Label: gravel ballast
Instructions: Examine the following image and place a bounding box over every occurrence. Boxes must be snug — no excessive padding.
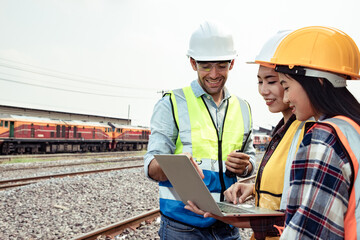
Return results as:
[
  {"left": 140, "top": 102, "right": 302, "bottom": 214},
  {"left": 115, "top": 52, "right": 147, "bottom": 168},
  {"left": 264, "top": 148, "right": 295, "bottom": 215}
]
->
[{"left": 0, "top": 156, "right": 258, "bottom": 239}]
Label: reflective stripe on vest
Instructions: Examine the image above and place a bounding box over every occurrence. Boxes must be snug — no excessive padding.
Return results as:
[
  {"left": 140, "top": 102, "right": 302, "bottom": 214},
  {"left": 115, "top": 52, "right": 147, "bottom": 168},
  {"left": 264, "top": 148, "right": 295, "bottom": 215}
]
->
[
  {"left": 256, "top": 120, "right": 306, "bottom": 210},
  {"left": 159, "top": 86, "right": 251, "bottom": 227},
  {"left": 280, "top": 120, "right": 308, "bottom": 210},
  {"left": 170, "top": 86, "right": 251, "bottom": 161},
  {"left": 321, "top": 116, "right": 360, "bottom": 240}
]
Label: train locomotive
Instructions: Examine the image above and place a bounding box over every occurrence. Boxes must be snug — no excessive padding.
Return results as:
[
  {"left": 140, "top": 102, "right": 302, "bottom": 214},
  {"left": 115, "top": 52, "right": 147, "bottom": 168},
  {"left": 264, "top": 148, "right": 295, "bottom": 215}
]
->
[
  {"left": 0, "top": 114, "right": 150, "bottom": 154},
  {"left": 253, "top": 134, "right": 271, "bottom": 151}
]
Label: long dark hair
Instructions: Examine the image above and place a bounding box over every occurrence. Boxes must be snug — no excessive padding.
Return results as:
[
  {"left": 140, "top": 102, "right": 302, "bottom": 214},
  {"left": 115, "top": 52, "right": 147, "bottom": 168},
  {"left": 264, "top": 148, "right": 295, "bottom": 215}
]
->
[{"left": 288, "top": 73, "right": 360, "bottom": 125}]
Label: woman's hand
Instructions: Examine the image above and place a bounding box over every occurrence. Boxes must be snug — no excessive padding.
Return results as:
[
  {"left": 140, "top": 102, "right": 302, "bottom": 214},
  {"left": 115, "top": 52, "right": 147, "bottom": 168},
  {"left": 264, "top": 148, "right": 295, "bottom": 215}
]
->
[{"left": 224, "top": 182, "right": 255, "bottom": 204}]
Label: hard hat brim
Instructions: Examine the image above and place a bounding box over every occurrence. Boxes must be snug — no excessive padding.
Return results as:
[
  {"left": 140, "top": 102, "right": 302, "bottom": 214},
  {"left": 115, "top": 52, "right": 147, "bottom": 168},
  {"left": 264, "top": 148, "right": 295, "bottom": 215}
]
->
[{"left": 187, "top": 54, "right": 237, "bottom": 61}]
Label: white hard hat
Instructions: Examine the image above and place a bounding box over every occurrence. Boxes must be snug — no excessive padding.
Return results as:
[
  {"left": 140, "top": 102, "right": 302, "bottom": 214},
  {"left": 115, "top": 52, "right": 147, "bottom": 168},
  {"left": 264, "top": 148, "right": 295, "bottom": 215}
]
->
[
  {"left": 187, "top": 21, "right": 237, "bottom": 61},
  {"left": 247, "top": 30, "right": 292, "bottom": 66}
]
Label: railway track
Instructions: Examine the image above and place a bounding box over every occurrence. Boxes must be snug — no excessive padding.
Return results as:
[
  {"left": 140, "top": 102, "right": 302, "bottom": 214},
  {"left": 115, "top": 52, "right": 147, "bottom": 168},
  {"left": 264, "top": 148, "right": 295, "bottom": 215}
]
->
[
  {"left": 0, "top": 164, "right": 143, "bottom": 190},
  {"left": 72, "top": 208, "right": 161, "bottom": 240},
  {"left": 1, "top": 156, "right": 143, "bottom": 171},
  {"left": 71, "top": 174, "right": 257, "bottom": 240},
  {"left": 0, "top": 151, "right": 145, "bottom": 162}
]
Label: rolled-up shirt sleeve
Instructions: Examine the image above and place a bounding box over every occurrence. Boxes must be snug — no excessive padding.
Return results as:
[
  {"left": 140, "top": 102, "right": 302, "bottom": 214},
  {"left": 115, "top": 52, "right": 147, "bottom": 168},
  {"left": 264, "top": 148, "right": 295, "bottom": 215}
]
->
[{"left": 144, "top": 95, "right": 178, "bottom": 179}]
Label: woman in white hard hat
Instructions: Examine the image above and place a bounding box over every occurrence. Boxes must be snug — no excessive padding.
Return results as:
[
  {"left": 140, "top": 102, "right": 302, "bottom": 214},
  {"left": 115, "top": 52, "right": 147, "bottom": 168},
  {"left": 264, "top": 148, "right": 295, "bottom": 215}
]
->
[{"left": 188, "top": 26, "right": 360, "bottom": 239}]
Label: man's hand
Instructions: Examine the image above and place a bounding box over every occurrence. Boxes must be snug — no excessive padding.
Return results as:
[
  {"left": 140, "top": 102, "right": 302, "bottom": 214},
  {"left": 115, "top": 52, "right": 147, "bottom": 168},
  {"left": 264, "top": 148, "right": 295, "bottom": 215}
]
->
[
  {"left": 182, "top": 152, "right": 204, "bottom": 179},
  {"left": 148, "top": 152, "right": 204, "bottom": 181},
  {"left": 148, "top": 158, "right": 168, "bottom": 182},
  {"left": 184, "top": 200, "right": 251, "bottom": 228},
  {"left": 226, "top": 150, "right": 252, "bottom": 176}
]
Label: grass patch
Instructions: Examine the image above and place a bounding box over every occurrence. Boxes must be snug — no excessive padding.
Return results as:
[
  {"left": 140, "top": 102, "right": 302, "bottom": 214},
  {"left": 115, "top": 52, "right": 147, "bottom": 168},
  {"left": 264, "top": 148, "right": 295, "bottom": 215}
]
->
[{"left": 1, "top": 157, "right": 64, "bottom": 164}]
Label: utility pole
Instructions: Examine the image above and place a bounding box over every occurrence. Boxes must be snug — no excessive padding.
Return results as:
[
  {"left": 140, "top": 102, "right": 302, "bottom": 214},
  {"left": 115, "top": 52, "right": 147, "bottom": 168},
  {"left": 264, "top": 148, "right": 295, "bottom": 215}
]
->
[
  {"left": 157, "top": 89, "right": 168, "bottom": 97},
  {"left": 127, "top": 104, "right": 130, "bottom": 125}
]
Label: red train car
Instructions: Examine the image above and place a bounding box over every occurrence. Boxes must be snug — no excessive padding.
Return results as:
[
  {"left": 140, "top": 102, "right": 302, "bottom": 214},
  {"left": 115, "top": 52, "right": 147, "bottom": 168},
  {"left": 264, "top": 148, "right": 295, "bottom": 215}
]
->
[
  {"left": 111, "top": 123, "right": 150, "bottom": 151},
  {"left": 0, "top": 114, "right": 150, "bottom": 154},
  {"left": 253, "top": 134, "right": 271, "bottom": 151}
]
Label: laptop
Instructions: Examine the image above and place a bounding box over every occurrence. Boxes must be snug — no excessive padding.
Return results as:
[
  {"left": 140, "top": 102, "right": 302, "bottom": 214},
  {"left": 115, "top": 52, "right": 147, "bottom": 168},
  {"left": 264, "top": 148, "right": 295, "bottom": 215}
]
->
[{"left": 154, "top": 154, "right": 284, "bottom": 217}]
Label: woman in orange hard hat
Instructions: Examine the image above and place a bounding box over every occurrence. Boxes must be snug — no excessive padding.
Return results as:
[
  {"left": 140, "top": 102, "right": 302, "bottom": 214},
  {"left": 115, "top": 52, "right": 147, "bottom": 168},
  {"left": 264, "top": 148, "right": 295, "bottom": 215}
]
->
[
  {"left": 272, "top": 26, "right": 360, "bottom": 240},
  {"left": 187, "top": 26, "right": 360, "bottom": 240}
]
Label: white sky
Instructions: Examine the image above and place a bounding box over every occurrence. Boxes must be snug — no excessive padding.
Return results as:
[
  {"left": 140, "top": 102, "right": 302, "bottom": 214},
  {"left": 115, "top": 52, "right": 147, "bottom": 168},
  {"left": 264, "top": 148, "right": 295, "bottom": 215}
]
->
[{"left": 0, "top": 0, "right": 359, "bottom": 129}]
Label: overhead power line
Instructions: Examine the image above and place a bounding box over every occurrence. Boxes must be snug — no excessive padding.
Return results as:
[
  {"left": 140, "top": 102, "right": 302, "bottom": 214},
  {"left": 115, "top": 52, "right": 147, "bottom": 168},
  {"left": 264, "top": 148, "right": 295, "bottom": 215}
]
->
[
  {"left": 0, "top": 57, "right": 158, "bottom": 91},
  {"left": 0, "top": 77, "right": 155, "bottom": 99}
]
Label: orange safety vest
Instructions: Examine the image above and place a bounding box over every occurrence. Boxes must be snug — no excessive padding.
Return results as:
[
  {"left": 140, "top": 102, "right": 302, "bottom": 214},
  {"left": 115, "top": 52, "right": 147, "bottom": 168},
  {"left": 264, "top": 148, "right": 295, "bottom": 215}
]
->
[
  {"left": 322, "top": 116, "right": 360, "bottom": 240},
  {"left": 276, "top": 116, "right": 360, "bottom": 239}
]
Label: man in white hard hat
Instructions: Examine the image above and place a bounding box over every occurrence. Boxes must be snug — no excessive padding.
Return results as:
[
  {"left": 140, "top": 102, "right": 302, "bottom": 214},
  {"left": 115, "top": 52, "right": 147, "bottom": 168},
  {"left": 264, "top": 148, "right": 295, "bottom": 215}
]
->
[{"left": 144, "top": 21, "right": 256, "bottom": 239}]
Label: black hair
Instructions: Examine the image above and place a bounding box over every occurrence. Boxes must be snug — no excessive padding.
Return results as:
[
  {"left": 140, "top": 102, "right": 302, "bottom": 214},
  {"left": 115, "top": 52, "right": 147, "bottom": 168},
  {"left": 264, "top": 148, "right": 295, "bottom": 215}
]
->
[{"left": 287, "top": 73, "right": 360, "bottom": 125}]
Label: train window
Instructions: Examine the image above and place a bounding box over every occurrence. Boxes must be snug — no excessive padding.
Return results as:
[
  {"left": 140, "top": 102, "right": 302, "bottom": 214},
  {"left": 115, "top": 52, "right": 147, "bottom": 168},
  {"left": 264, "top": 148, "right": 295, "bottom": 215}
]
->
[
  {"left": 31, "top": 123, "right": 34, "bottom": 126},
  {"left": 61, "top": 125, "right": 66, "bottom": 138},
  {"left": 117, "top": 129, "right": 120, "bottom": 133},
  {"left": 51, "top": 132, "right": 54, "bottom": 138},
  {"left": 56, "top": 125, "right": 60, "bottom": 137},
  {"left": 5, "top": 121, "right": 8, "bottom": 127},
  {"left": 0, "top": 120, "right": 2, "bottom": 127},
  {"left": 47, "top": 124, "right": 49, "bottom": 127}
]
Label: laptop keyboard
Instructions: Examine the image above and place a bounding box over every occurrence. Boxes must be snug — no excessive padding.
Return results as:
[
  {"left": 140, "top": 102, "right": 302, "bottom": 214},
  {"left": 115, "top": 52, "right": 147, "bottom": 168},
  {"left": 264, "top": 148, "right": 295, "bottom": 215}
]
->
[{"left": 217, "top": 202, "right": 254, "bottom": 214}]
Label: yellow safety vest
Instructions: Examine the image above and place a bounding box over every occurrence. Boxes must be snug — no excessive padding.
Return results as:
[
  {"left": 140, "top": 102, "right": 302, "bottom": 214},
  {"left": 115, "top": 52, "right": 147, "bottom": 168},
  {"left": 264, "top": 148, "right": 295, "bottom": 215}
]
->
[
  {"left": 158, "top": 85, "right": 252, "bottom": 228},
  {"left": 256, "top": 120, "right": 306, "bottom": 210},
  {"left": 170, "top": 86, "right": 250, "bottom": 162}
]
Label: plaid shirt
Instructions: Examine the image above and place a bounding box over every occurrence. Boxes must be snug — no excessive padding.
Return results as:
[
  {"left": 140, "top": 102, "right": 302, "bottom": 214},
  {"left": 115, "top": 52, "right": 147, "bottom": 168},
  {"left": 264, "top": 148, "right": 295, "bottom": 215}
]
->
[
  {"left": 250, "top": 114, "right": 297, "bottom": 239},
  {"left": 281, "top": 121, "right": 353, "bottom": 240}
]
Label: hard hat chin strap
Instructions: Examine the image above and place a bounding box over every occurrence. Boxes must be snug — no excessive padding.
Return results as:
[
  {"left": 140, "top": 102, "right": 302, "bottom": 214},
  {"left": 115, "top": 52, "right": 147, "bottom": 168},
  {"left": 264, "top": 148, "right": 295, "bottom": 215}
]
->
[{"left": 275, "top": 65, "right": 347, "bottom": 88}]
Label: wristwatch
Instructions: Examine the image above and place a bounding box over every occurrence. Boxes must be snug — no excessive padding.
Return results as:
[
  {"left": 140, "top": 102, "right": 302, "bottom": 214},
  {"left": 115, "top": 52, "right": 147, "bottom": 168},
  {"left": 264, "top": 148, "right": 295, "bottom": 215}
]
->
[{"left": 240, "top": 164, "right": 249, "bottom": 177}]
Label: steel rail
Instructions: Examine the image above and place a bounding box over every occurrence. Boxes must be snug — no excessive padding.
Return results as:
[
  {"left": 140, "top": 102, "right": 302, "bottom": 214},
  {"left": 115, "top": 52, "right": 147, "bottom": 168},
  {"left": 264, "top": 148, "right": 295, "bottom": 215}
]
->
[
  {"left": 0, "top": 164, "right": 143, "bottom": 190},
  {"left": 1, "top": 156, "right": 143, "bottom": 171},
  {"left": 72, "top": 208, "right": 161, "bottom": 240},
  {"left": 71, "top": 174, "right": 257, "bottom": 239},
  {"left": 0, "top": 151, "right": 143, "bottom": 161}
]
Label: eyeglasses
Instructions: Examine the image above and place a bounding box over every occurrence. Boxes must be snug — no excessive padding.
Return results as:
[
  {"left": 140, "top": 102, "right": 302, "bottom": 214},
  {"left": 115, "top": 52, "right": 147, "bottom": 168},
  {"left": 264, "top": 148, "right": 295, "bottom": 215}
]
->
[{"left": 196, "top": 61, "right": 231, "bottom": 72}]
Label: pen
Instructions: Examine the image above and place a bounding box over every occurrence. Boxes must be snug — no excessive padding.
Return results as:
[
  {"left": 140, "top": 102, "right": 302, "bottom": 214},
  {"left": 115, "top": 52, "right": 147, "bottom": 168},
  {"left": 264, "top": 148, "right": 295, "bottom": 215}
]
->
[
  {"left": 237, "top": 129, "right": 252, "bottom": 153},
  {"left": 225, "top": 130, "right": 252, "bottom": 177}
]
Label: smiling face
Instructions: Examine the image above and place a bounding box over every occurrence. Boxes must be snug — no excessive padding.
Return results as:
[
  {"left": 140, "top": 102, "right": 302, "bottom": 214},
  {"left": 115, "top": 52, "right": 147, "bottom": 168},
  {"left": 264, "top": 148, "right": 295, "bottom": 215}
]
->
[
  {"left": 190, "top": 58, "right": 234, "bottom": 103},
  {"left": 257, "top": 65, "right": 292, "bottom": 120},
  {"left": 279, "top": 73, "right": 320, "bottom": 121}
]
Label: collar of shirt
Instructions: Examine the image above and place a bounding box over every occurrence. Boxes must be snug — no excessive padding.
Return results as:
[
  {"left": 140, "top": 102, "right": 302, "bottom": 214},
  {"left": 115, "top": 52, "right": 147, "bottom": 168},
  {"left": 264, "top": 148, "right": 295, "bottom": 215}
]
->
[
  {"left": 190, "top": 79, "right": 230, "bottom": 136},
  {"left": 257, "top": 114, "right": 297, "bottom": 179},
  {"left": 271, "top": 114, "right": 297, "bottom": 138}
]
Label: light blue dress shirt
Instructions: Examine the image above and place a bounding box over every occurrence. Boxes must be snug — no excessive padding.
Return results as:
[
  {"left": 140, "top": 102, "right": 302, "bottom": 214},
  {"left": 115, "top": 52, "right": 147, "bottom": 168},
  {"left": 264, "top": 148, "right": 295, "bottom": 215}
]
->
[{"left": 144, "top": 80, "right": 256, "bottom": 178}]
